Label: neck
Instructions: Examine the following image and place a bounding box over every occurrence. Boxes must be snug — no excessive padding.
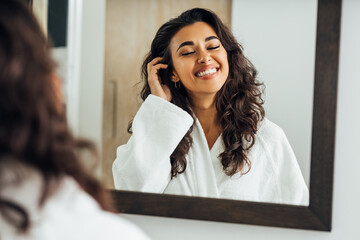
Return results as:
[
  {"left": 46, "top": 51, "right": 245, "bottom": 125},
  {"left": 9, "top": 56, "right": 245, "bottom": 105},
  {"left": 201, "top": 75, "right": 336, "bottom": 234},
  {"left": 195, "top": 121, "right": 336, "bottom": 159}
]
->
[{"left": 189, "top": 94, "right": 220, "bottom": 133}]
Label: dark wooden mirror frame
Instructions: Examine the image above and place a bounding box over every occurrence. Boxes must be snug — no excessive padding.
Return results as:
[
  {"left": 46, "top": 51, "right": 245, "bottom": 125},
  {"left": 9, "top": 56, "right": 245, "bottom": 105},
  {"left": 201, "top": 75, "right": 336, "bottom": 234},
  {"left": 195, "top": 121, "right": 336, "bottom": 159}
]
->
[{"left": 110, "top": 0, "right": 341, "bottom": 231}]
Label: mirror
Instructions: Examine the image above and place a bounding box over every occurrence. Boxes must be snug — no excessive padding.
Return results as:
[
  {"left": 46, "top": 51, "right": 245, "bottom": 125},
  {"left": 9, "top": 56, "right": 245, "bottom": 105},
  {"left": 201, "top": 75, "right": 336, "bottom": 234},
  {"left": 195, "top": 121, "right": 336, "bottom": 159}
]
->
[
  {"left": 110, "top": 0, "right": 340, "bottom": 230},
  {"left": 52, "top": 0, "right": 341, "bottom": 231},
  {"left": 103, "top": 0, "right": 315, "bottom": 205}
]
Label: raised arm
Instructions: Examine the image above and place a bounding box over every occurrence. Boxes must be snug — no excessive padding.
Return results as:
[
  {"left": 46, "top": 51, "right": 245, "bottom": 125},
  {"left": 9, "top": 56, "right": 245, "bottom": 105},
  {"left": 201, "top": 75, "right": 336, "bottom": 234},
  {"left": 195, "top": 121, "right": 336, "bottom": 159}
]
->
[{"left": 112, "top": 95, "right": 193, "bottom": 193}]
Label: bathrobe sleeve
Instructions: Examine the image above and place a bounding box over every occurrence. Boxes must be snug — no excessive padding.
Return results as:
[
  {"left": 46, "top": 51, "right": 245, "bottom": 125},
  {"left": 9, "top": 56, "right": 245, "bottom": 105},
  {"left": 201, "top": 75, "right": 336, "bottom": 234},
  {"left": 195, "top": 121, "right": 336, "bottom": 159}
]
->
[
  {"left": 260, "top": 120, "right": 309, "bottom": 205},
  {"left": 112, "top": 94, "right": 194, "bottom": 193}
]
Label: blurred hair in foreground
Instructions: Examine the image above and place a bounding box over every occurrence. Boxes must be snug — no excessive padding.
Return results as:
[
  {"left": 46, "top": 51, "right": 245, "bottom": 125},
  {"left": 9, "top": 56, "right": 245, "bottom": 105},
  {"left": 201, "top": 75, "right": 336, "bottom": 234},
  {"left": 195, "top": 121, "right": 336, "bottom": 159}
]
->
[{"left": 0, "top": 0, "right": 112, "bottom": 233}]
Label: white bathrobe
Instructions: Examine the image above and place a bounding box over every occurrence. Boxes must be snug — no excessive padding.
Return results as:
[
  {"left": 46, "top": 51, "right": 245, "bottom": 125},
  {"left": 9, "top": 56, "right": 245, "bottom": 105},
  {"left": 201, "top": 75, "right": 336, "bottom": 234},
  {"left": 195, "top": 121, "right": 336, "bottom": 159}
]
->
[
  {"left": 113, "top": 95, "right": 309, "bottom": 206},
  {"left": 0, "top": 163, "right": 150, "bottom": 240}
]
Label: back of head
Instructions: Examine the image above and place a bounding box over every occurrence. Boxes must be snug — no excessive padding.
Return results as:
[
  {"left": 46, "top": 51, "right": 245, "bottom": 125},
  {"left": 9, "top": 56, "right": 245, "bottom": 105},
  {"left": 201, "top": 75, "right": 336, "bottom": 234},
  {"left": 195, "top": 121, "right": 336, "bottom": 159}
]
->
[
  {"left": 0, "top": 0, "right": 112, "bottom": 233},
  {"left": 0, "top": 0, "right": 60, "bottom": 167}
]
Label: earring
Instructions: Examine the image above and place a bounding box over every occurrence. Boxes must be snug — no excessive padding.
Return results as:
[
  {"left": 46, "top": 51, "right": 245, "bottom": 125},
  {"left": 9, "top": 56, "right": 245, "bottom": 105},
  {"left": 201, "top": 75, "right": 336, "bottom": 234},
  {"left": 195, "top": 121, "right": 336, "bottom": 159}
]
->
[
  {"left": 174, "top": 81, "right": 180, "bottom": 89},
  {"left": 171, "top": 77, "right": 180, "bottom": 88}
]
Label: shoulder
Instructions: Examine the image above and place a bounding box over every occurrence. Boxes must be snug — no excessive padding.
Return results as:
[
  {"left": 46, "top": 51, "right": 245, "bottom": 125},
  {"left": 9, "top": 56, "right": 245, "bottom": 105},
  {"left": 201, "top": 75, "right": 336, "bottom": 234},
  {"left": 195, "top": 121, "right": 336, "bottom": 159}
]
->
[
  {"left": 0, "top": 160, "right": 43, "bottom": 219},
  {"left": 0, "top": 165, "right": 150, "bottom": 240},
  {"left": 38, "top": 177, "right": 151, "bottom": 239},
  {"left": 256, "top": 117, "right": 288, "bottom": 144},
  {"left": 252, "top": 117, "right": 295, "bottom": 167}
]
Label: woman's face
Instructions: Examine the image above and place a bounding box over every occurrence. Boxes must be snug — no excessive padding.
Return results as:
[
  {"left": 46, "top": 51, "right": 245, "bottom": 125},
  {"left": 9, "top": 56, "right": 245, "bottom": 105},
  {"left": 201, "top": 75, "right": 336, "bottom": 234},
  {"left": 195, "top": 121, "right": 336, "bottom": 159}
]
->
[{"left": 170, "top": 21, "right": 229, "bottom": 100}]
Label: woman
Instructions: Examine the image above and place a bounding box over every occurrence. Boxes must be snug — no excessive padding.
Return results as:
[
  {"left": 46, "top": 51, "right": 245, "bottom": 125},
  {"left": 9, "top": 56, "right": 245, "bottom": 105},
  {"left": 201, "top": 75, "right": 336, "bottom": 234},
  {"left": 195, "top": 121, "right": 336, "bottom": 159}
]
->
[
  {"left": 113, "top": 8, "right": 308, "bottom": 205},
  {"left": 0, "top": 0, "right": 150, "bottom": 239}
]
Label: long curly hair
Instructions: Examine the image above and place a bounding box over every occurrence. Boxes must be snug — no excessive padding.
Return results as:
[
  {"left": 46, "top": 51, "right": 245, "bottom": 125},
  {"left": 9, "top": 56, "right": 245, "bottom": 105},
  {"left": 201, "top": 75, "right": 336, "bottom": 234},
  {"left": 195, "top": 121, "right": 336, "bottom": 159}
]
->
[
  {"left": 0, "top": 0, "right": 113, "bottom": 233},
  {"left": 134, "top": 8, "right": 265, "bottom": 178}
]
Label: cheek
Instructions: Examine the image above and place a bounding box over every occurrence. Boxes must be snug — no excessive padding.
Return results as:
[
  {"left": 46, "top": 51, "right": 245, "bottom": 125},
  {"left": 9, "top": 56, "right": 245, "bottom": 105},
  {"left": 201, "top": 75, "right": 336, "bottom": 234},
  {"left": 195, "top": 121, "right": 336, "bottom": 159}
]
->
[
  {"left": 220, "top": 53, "right": 229, "bottom": 74},
  {"left": 174, "top": 60, "right": 193, "bottom": 77},
  {"left": 176, "top": 61, "right": 186, "bottom": 69},
  {"left": 217, "top": 49, "right": 228, "bottom": 65}
]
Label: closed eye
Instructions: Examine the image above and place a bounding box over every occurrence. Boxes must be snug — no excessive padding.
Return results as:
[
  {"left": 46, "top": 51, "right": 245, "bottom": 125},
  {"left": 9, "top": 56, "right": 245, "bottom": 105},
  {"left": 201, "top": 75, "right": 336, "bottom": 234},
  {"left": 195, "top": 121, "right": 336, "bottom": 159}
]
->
[
  {"left": 208, "top": 45, "right": 220, "bottom": 50},
  {"left": 181, "top": 51, "right": 195, "bottom": 56}
]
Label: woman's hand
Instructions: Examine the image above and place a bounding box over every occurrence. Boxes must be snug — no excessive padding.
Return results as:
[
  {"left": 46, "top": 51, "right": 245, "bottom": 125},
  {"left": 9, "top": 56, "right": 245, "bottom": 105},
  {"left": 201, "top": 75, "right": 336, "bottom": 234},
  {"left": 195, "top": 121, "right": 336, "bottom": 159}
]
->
[{"left": 147, "top": 57, "right": 172, "bottom": 102}]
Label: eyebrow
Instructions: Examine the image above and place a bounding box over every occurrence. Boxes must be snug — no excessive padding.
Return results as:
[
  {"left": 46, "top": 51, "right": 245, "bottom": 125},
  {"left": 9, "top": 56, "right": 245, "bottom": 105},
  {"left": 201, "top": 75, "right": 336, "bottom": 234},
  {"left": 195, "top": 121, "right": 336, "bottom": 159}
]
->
[{"left": 176, "top": 36, "right": 219, "bottom": 52}]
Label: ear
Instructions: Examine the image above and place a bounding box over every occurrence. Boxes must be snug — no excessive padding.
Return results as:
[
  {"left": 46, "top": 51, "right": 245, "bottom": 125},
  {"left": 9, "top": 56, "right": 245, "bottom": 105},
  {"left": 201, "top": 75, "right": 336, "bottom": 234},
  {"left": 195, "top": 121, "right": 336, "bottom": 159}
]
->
[{"left": 171, "top": 71, "right": 180, "bottom": 82}]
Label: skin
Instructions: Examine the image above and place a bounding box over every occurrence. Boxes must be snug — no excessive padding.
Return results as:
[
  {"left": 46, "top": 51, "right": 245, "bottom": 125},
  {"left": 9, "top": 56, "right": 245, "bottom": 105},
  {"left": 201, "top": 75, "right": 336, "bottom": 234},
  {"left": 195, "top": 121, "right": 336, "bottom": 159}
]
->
[{"left": 147, "top": 21, "right": 229, "bottom": 149}]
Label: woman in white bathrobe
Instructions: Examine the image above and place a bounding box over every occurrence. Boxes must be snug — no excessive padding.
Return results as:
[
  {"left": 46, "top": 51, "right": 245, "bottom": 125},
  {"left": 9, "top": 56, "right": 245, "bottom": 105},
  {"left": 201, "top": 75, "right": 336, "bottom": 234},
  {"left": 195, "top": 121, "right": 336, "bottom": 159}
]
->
[
  {"left": 0, "top": 1, "right": 149, "bottom": 239},
  {"left": 113, "top": 8, "right": 309, "bottom": 206}
]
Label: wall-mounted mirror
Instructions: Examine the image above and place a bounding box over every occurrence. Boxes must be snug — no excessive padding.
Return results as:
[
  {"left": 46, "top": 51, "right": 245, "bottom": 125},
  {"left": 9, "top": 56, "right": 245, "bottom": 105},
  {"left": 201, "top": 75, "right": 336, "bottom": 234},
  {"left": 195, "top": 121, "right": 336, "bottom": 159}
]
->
[
  {"left": 103, "top": 0, "right": 315, "bottom": 206},
  {"left": 50, "top": 0, "right": 341, "bottom": 231}
]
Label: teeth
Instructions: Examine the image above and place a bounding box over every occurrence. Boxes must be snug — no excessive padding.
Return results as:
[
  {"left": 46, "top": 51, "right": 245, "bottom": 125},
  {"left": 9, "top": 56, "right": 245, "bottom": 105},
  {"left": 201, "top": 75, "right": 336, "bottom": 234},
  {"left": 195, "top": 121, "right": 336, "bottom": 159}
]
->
[{"left": 196, "top": 68, "right": 217, "bottom": 77}]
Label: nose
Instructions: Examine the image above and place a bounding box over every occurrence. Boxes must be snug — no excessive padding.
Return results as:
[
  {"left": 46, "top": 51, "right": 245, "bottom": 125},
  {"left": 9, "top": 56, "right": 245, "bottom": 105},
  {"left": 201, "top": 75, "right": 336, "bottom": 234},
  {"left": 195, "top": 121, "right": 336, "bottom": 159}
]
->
[{"left": 197, "top": 51, "right": 211, "bottom": 64}]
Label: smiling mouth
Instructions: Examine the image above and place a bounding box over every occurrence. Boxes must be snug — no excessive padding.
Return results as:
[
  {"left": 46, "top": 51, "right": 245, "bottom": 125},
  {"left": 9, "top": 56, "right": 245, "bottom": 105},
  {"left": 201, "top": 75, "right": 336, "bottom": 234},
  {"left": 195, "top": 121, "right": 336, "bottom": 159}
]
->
[{"left": 195, "top": 68, "right": 219, "bottom": 77}]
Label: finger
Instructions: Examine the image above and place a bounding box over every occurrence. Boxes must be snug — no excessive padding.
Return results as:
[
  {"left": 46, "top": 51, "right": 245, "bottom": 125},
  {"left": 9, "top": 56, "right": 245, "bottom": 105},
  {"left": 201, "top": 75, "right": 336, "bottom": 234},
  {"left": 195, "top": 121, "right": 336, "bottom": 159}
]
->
[
  {"left": 148, "top": 64, "right": 168, "bottom": 80},
  {"left": 147, "top": 61, "right": 167, "bottom": 74},
  {"left": 152, "top": 63, "right": 168, "bottom": 70},
  {"left": 148, "top": 64, "right": 168, "bottom": 83},
  {"left": 148, "top": 57, "right": 163, "bottom": 66}
]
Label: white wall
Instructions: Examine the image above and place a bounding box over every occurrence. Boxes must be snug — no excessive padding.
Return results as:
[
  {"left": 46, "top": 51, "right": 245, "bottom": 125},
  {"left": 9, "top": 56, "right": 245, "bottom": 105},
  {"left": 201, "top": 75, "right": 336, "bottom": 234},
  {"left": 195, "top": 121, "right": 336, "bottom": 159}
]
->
[
  {"left": 67, "top": 0, "right": 106, "bottom": 177},
  {"left": 231, "top": 0, "right": 318, "bottom": 187},
  {"left": 121, "top": 0, "right": 360, "bottom": 239},
  {"left": 77, "top": 0, "right": 105, "bottom": 150}
]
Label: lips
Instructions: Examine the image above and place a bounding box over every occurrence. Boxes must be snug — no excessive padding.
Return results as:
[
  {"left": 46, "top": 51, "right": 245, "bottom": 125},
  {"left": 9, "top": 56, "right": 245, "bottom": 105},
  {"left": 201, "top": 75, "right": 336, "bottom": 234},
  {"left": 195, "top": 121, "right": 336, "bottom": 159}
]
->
[{"left": 194, "top": 66, "right": 219, "bottom": 78}]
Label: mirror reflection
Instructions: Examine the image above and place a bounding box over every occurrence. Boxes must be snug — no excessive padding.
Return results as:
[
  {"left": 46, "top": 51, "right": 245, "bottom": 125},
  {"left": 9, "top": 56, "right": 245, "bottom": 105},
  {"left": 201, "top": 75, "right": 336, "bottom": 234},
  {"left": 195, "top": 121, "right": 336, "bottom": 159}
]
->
[
  {"left": 54, "top": 0, "right": 317, "bottom": 206},
  {"left": 107, "top": 0, "right": 316, "bottom": 206}
]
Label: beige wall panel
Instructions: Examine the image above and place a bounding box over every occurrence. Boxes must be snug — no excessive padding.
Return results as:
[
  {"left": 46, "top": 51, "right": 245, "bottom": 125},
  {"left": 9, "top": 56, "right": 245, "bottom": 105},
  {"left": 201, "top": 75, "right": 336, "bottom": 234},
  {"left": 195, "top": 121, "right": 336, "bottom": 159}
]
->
[
  {"left": 102, "top": 0, "right": 231, "bottom": 188},
  {"left": 32, "top": 0, "right": 48, "bottom": 36}
]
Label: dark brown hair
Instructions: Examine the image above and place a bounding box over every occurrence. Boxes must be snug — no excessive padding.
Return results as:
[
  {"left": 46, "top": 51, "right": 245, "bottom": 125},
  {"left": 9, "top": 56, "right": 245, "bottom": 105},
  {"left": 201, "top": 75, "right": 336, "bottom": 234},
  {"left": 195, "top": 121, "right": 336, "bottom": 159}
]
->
[
  {"left": 0, "top": 0, "right": 112, "bottom": 232},
  {"left": 134, "top": 8, "right": 265, "bottom": 178}
]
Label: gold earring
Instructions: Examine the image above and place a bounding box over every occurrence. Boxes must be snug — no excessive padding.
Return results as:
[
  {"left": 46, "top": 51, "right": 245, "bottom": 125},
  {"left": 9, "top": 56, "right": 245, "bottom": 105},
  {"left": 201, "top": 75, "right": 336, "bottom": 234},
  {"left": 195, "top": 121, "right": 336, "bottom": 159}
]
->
[
  {"left": 174, "top": 81, "right": 180, "bottom": 88},
  {"left": 171, "top": 76, "right": 180, "bottom": 88}
]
